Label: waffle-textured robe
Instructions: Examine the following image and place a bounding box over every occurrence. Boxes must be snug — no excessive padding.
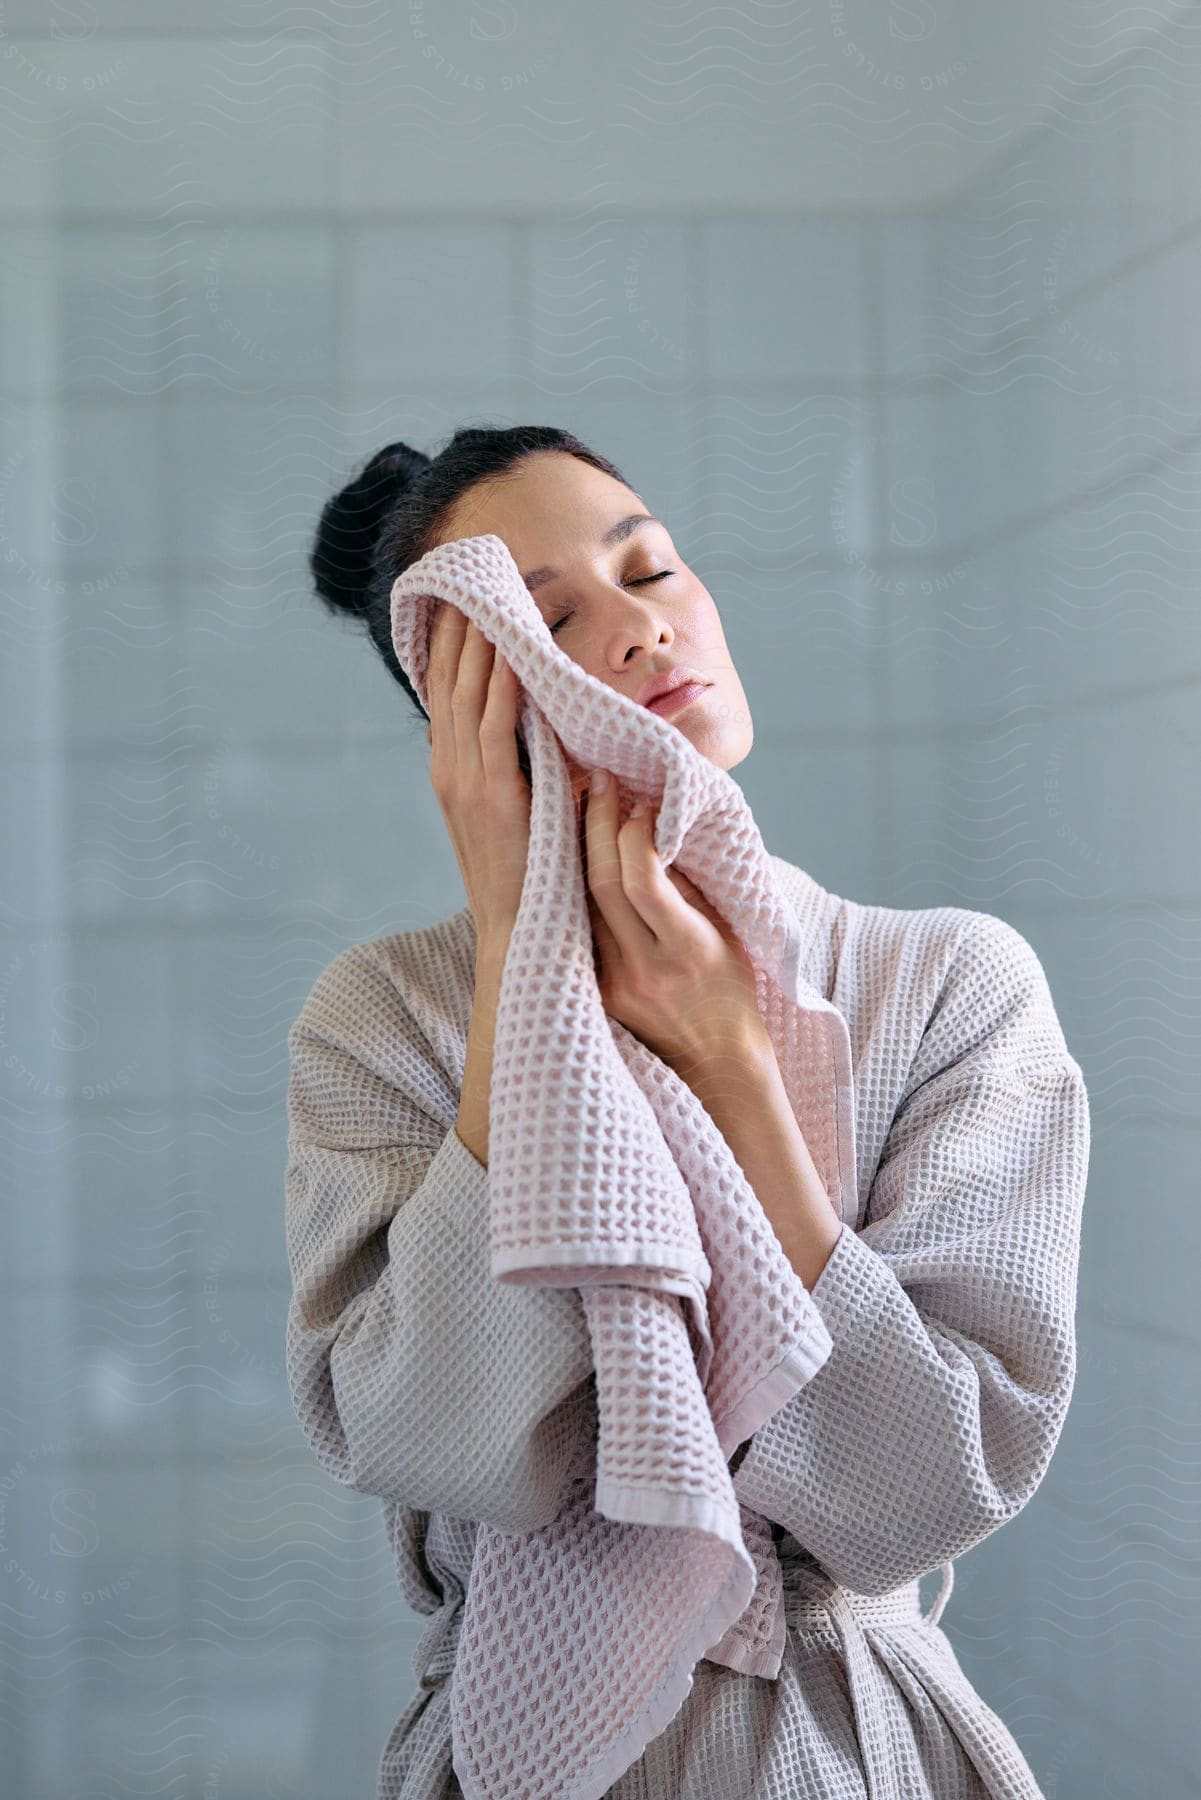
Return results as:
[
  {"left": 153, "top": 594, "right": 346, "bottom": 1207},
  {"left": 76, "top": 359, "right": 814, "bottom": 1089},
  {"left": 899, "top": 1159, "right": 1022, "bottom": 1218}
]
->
[{"left": 284, "top": 855, "right": 1090, "bottom": 1800}]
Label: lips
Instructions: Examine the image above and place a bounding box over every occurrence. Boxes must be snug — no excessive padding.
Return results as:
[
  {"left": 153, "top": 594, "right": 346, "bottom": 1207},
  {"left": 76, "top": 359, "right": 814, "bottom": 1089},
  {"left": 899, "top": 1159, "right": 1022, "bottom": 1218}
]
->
[
  {"left": 645, "top": 680, "right": 710, "bottom": 719},
  {"left": 634, "top": 666, "right": 712, "bottom": 710}
]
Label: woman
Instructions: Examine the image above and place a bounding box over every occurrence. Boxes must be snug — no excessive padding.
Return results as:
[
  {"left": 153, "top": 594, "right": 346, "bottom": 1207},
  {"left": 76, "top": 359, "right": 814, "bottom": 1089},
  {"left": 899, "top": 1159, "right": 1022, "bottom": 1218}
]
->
[{"left": 285, "top": 424, "right": 1090, "bottom": 1799}]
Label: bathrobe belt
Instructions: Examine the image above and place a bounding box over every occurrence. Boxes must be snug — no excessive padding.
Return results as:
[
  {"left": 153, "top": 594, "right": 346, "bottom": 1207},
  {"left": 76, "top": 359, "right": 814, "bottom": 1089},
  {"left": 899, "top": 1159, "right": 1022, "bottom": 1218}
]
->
[
  {"left": 780, "top": 1555, "right": 957, "bottom": 1800},
  {"left": 414, "top": 1552, "right": 956, "bottom": 1800}
]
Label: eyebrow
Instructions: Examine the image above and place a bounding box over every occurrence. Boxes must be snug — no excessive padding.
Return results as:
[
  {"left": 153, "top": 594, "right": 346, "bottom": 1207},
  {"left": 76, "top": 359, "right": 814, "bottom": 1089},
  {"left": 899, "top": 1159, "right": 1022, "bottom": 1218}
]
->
[{"left": 520, "top": 514, "right": 664, "bottom": 594}]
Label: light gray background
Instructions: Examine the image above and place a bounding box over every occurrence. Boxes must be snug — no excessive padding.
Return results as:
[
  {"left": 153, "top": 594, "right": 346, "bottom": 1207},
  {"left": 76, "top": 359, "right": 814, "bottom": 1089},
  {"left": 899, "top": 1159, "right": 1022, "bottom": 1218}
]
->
[{"left": 1, "top": 5, "right": 1197, "bottom": 1797}]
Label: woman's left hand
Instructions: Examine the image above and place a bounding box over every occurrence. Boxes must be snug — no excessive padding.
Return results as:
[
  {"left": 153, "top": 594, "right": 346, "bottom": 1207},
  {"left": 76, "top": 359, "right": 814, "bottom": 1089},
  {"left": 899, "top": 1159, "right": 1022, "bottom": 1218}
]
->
[{"left": 582, "top": 770, "right": 770, "bottom": 1080}]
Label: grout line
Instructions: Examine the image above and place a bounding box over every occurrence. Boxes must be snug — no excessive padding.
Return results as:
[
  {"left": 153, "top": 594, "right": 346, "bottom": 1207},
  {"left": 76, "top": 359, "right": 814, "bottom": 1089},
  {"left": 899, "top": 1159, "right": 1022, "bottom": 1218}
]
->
[{"left": 858, "top": 215, "right": 894, "bottom": 889}]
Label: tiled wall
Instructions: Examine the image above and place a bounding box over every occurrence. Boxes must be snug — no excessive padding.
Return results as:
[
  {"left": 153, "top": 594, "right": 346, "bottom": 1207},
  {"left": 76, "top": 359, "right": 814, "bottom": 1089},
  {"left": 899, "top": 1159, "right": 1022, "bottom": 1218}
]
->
[
  {"left": 2, "top": 13, "right": 1197, "bottom": 1798},
  {"left": 897, "top": 75, "right": 1201, "bottom": 1800}
]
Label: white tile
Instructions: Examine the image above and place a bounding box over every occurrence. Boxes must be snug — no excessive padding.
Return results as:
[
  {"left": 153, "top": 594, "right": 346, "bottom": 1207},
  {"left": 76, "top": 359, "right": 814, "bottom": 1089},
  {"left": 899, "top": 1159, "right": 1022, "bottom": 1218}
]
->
[
  {"left": 1002, "top": 903, "right": 1201, "bottom": 1120},
  {"left": 1065, "top": 398, "right": 1201, "bottom": 564},
  {"left": 883, "top": 385, "right": 1009, "bottom": 556},
  {"left": 72, "top": 1282, "right": 192, "bottom": 1450},
  {"left": 0, "top": 396, "right": 165, "bottom": 582},
  {"left": 24, "top": 35, "right": 333, "bottom": 216},
  {"left": 174, "top": 1094, "right": 291, "bottom": 1281},
  {"left": 1094, "top": 1512, "right": 1201, "bottom": 1764},
  {"left": 878, "top": 697, "right": 1193, "bottom": 925},
  {"left": 1064, "top": 1327, "right": 1201, "bottom": 1764},
  {"left": 183, "top": 736, "right": 459, "bottom": 924},
  {"left": 175, "top": 576, "right": 402, "bottom": 748},
  {"left": 0, "top": 100, "right": 54, "bottom": 223},
  {"left": 65, "top": 751, "right": 194, "bottom": 929},
  {"left": 60, "top": 584, "right": 173, "bottom": 750},
  {"left": 343, "top": 225, "right": 519, "bottom": 390},
  {"left": 1017, "top": 686, "right": 1201, "bottom": 907},
  {"left": 0, "top": 1, "right": 243, "bottom": 27},
  {"left": 329, "top": 0, "right": 567, "bottom": 211},
  {"left": 697, "top": 390, "right": 874, "bottom": 566},
  {"left": 701, "top": 216, "right": 868, "bottom": 383},
  {"left": 189, "top": 1637, "right": 417, "bottom": 1800},
  {"left": 1099, "top": 229, "right": 1201, "bottom": 399},
  {"left": 745, "top": 739, "right": 886, "bottom": 903},
  {"left": 52, "top": 227, "right": 167, "bottom": 397},
  {"left": 876, "top": 211, "right": 957, "bottom": 383},
  {"left": 1, "top": 1132, "right": 75, "bottom": 1288},
  {"left": 0, "top": 756, "right": 69, "bottom": 926},
  {"left": 1127, "top": 58, "right": 1201, "bottom": 255},
  {"left": 981, "top": 1487, "right": 1187, "bottom": 1775},
  {"left": 992, "top": 527, "right": 1201, "bottom": 713},
  {"left": 0, "top": 592, "right": 66, "bottom": 755},
  {"left": 705, "top": 560, "right": 881, "bottom": 739},
  {"left": 0, "top": 923, "right": 176, "bottom": 1103},
  {"left": 1065, "top": 1110, "right": 1201, "bottom": 1351},
  {"left": 337, "top": 382, "right": 528, "bottom": 471},
  {"left": 878, "top": 561, "right": 1013, "bottom": 733},
  {"left": 163, "top": 395, "right": 340, "bottom": 576},
  {"left": 0, "top": 1454, "right": 182, "bottom": 1696},
  {"left": 59, "top": 1110, "right": 184, "bottom": 1284},
  {"left": 161, "top": 224, "right": 337, "bottom": 391},
  {"left": 884, "top": 382, "right": 1140, "bottom": 557},
  {"left": 987, "top": 221, "right": 1129, "bottom": 396},
  {"left": 23, "top": 1645, "right": 193, "bottom": 1800},
  {"left": 1030, "top": 222, "right": 1130, "bottom": 392},
  {"left": 1003, "top": 117, "right": 1132, "bottom": 300},
  {"left": 327, "top": 1, "right": 979, "bottom": 216},
  {"left": 875, "top": 737, "right": 966, "bottom": 911},
  {"left": 0, "top": 1291, "right": 77, "bottom": 1448},
  {"left": 183, "top": 1287, "right": 297, "bottom": 1459},
  {"left": 171, "top": 923, "right": 298, "bottom": 1104},
  {"left": 186, "top": 1454, "right": 400, "bottom": 1635},
  {"left": 0, "top": 224, "right": 60, "bottom": 392},
  {"left": 945, "top": 1495, "right": 1064, "bottom": 1705},
  {"left": 530, "top": 217, "right": 692, "bottom": 387}
]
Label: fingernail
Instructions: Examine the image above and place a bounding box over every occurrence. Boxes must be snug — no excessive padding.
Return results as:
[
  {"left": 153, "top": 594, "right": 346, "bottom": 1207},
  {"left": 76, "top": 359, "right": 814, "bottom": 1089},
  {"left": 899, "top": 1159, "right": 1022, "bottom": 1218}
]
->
[
  {"left": 630, "top": 794, "right": 647, "bottom": 818},
  {"left": 590, "top": 767, "right": 609, "bottom": 793}
]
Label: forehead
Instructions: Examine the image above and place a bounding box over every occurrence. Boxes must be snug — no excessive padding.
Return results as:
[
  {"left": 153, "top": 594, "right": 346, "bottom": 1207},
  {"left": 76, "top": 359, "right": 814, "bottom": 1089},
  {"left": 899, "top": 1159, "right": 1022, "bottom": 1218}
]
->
[{"left": 442, "top": 452, "right": 640, "bottom": 549}]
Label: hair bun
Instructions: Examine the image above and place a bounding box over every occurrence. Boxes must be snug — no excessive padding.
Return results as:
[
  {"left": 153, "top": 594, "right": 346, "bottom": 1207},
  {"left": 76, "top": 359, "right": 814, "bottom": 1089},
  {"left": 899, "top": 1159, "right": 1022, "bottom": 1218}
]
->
[{"left": 310, "top": 441, "right": 430, "bottom": 620}]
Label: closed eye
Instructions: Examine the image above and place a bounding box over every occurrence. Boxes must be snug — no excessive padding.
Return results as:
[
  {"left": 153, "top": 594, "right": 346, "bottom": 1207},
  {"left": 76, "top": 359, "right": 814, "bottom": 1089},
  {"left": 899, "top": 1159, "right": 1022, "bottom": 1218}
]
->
[{"left": 548, "top": 569, "right": 674, "bottom": 637}]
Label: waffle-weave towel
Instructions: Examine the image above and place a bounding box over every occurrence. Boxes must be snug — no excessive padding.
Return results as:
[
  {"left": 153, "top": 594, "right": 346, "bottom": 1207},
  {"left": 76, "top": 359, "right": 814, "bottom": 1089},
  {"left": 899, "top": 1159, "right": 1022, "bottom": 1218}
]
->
[{"left": 390, "top": 533, "right": 859, "bottom": 1800}]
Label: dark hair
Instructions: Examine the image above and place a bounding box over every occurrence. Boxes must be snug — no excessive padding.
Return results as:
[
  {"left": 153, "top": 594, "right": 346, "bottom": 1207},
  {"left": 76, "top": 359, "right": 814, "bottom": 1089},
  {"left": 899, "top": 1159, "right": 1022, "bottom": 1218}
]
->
[{"left": 309, "top": 424, "right": 632, "bottom": 760}]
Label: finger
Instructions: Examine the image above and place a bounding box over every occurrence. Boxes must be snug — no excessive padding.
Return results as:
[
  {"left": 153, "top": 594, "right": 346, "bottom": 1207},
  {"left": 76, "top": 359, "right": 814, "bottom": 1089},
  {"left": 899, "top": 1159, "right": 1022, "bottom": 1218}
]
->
[
  {"left": 613, "top": 797, "right": 697, "bottom": 945},
  {"left": 584, "top": 777, "right": 657, "bottom": 960},
  {"left": 477, "top": 637, "right": 521, "bottom": 776},
  {"left": 426, "top": 603, "right": 469, "bottom": 755},
  {"left": 664, "top": 864, "right": 709, "bottom": 908},
  {"left": 449, "top": 617, "right": 499, "bottom": 779},
  {"left": 616, "top": 798, "right": 696, "bottom": 937},
  {"left": 664, "top": 864, "right": 728, "bottom": 928}
]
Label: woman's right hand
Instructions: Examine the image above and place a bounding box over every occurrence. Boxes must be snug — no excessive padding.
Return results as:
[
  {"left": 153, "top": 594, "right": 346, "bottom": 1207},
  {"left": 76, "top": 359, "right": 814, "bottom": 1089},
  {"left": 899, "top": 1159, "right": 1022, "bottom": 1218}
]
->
[{"left": 426, "top": 603, "right": 532, "bottom": 951}]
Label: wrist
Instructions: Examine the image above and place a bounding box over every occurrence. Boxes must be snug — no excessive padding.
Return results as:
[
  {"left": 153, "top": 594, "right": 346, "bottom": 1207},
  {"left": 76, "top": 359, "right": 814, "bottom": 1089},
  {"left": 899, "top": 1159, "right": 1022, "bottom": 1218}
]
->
[
  {"left": 668, "top": 1019, "right": 777, "bottom": 1100},
  {"left": 475, "top": 927, "right": 514, "bottom": 973}
]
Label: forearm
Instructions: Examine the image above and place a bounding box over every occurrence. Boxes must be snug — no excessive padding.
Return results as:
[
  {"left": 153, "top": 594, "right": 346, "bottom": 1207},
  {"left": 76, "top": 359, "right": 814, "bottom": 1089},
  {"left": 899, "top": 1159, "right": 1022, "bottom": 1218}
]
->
[
  {"left": 455, "top": 935, "right": 511, "bottom": 1169},
  {"left": 676, "top": 1033, "right": 843, "bottom": 1292}
]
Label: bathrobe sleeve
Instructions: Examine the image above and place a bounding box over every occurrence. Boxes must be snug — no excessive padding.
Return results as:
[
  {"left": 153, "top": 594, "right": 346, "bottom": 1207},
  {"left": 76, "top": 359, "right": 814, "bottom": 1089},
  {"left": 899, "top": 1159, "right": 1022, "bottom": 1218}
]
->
[
  {"left": 283, "top": 944, "right": 595, "bottom": 1534},
  {"left": 731, "top": 912, "right": 1091, "bottom": 1595}
]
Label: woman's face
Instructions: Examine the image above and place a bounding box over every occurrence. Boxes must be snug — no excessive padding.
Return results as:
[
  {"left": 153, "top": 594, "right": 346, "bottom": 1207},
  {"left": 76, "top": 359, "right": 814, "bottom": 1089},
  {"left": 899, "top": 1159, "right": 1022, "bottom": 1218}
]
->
[{"left": 432, "top": 450, "right": 753, "bottom": 800}]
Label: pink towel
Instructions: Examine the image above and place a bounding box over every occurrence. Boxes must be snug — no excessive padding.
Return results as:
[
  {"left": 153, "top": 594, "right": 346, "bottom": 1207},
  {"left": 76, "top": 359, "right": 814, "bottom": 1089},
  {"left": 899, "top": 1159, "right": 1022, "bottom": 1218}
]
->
[{"left": 390, "top": 532, "right": 859, "bottom": 1800}]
